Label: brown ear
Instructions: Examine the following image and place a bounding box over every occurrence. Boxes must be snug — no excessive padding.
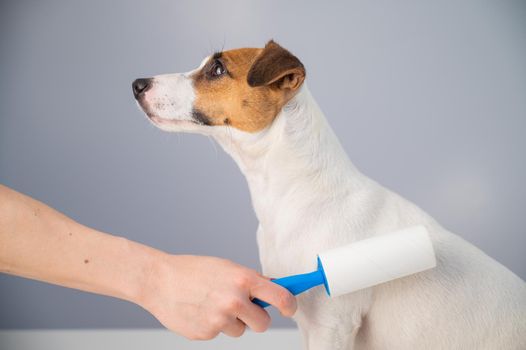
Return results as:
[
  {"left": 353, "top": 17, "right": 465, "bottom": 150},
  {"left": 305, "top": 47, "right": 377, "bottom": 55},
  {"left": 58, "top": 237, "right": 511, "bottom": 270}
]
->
[{"left": 247, "top": 40, "right": 306, "bottom": 91}]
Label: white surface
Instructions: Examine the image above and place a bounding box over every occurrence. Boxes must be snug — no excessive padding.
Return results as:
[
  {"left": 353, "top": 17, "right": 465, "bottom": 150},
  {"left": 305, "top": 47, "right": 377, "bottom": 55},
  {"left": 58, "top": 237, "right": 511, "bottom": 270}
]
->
[
  {"left": 0, "top": 329, "right": 301, "bottom": 350},
  {"left": 318, "top": 226, "right": 436, "bottom": 297}
]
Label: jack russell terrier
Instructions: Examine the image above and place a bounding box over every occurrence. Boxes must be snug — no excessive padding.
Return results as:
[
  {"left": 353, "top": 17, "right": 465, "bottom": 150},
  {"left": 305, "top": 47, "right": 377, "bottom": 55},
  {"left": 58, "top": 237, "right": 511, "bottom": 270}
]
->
[{"left": 133, "top": 40, "right": 526, "bottom": 349}]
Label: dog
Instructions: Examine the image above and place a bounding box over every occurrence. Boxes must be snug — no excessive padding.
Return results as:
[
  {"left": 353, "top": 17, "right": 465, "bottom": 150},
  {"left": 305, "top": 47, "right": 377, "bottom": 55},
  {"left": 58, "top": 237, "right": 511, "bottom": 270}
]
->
[{"left": 133, "top": 40, "right": 526, "bottom": 349}]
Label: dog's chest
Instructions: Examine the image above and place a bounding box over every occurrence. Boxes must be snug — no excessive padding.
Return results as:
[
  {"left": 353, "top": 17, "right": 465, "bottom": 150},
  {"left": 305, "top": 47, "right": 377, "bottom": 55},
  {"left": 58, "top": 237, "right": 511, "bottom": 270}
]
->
[{"left": 255, "top": 201, "right": 353, "bottom": 279}]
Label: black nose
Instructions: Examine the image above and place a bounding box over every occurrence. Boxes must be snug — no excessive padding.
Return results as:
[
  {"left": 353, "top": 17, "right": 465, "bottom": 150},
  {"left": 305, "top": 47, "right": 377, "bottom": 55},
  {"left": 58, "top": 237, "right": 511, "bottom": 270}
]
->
[{"left": 132, "top": 78, "right": 152, "bottom": 98}]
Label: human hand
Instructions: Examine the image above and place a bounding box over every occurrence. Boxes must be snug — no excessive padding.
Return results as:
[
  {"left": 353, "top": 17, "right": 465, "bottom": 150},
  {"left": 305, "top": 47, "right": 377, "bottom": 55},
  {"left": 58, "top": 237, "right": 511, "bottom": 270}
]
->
[{"left": 136, "top": 254, "right": 297, "bottom": 340}]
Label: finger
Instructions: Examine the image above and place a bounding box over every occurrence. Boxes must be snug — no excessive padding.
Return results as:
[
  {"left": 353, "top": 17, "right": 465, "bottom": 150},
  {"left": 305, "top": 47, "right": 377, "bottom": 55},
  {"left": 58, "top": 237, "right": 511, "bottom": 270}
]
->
[
  {"left": 221, "top": 318, "right": 246, "bottom": 338},
  {"left": 250, "top": 278, "right": 297, "bottom": 317},
  {"left": 237, "top": 301, "right": 271, "bottom": 332}
]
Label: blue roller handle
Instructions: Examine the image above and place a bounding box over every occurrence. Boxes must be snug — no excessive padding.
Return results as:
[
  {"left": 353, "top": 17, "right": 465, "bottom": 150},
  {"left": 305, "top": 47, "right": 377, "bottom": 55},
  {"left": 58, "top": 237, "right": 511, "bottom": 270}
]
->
[{"left": 252, "top": 259, "right": 329, "bottom": 308}]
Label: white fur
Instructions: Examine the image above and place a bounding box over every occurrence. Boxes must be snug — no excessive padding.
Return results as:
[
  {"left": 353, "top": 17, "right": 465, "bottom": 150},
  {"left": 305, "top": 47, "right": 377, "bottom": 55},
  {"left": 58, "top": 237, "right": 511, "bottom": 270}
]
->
[
  {"left": 138, "top": 67, "right": 204, "bottom": 133},
  {"left": 139, "top": 64, "right": 526, "bottom": 349}
]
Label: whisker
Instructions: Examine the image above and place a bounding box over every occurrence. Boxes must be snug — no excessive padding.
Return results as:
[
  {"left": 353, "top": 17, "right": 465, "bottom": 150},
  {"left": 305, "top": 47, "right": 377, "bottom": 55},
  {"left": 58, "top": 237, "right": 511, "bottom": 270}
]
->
[
  {"left": 207, "top": 39, "right": 215, "bottom": 57},
  {"left": 221, "top": 35, "right": 226, "bottom": 53},
  {"left": 206, "top": 134, "right": 218, "bottom": 158},
  {"left": 226, "top": 124, "right": 235, "bottom": 151}
]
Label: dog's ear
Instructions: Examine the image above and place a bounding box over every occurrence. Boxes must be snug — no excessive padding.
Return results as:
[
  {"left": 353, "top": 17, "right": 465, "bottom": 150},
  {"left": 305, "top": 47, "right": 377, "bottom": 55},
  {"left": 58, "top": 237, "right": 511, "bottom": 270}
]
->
[{"left": 247, "top": 40, "right": 305, "bottom": 92}]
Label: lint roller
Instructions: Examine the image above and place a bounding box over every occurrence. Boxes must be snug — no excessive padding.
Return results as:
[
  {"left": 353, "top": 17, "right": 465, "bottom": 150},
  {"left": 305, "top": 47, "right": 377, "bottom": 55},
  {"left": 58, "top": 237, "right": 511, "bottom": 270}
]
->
[{"left": 253, "top": 225, "right": 436, "bottom": 307}]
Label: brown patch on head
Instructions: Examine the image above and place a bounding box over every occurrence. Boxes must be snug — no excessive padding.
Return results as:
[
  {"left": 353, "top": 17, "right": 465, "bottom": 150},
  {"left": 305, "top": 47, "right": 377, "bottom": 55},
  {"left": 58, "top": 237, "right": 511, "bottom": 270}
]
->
[{"left": 191, "top": 40, "right": 306, "bottom": 132}]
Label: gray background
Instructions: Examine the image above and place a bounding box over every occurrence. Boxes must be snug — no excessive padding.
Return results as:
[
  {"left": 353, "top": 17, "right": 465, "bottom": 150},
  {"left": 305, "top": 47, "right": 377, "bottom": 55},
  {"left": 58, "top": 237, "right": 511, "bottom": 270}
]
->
[{"left": 0, "top": 0, "right": 525, "bottom": 329}]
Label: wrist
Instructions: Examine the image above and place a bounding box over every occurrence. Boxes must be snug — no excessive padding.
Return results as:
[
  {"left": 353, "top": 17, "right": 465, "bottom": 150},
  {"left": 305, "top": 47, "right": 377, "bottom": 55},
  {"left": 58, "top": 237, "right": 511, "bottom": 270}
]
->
[
  {"left": 130, "top": 243, "right": 175, "bottom": 311},
  {"left": 121, "top": 238, "right": 169, "bottom": 307}
]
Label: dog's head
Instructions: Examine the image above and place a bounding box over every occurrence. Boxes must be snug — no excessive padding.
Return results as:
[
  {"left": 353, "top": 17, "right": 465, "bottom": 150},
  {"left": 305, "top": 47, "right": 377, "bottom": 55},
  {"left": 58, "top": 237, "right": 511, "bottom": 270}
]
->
[{"left": 133, "top": 40, "right": 305, "bottom": 135}]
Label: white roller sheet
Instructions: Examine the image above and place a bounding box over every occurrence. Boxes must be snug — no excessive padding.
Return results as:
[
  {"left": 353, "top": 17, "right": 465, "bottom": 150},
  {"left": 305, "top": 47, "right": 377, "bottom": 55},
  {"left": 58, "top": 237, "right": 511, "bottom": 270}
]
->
[{"left": 318, "top": 225, "right": 436, "bottom": 297}]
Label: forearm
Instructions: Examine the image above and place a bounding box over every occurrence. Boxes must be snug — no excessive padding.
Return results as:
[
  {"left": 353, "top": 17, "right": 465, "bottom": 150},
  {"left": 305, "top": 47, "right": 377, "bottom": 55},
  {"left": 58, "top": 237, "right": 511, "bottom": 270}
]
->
[
  {"left": 0, "top": 185, "right": 160, "bottom": 304},
  {"left": 0, "top": 185, "right": 297, "bottom": 339}
]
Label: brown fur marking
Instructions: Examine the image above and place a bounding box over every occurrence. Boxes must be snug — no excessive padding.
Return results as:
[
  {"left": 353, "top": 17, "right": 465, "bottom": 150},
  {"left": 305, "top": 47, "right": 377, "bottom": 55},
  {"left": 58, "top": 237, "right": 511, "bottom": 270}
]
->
[{"left": 191, "top": 41, "right": 306, "bottom": 133}]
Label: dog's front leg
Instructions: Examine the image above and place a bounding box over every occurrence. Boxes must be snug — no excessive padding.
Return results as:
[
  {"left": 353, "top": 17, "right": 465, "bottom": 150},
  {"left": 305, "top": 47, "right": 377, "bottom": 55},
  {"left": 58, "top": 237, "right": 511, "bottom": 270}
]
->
[
  {"left": 298, "top": 322, "right": 361, "bottom": 350},
  {"left": 294, "top": 289, "right": 368, "bottom": 350}
]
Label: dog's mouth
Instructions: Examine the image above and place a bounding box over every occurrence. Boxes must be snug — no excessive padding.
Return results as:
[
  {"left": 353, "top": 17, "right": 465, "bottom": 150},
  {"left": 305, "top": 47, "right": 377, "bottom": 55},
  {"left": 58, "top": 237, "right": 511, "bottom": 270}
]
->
[
  {"left": 136, "top": 99, "right": 200, "bottom": 128},
  {"left": 147, "top": 114, "right": 199, "bottom": 127}
]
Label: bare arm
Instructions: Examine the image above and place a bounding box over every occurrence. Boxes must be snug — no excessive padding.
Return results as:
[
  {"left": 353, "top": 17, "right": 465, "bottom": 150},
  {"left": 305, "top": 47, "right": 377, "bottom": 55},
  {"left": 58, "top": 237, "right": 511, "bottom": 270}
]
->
[
  {"left": 0, "top": 185, "right": 296, "bottom": 339},
  {"left": 0, "top": 184, "right": 156, "bottom": 303}
]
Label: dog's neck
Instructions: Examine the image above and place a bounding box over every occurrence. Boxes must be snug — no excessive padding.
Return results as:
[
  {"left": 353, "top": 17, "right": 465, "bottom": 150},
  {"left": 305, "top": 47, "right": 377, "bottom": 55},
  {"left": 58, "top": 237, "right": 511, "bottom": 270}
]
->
[{"left": 212, "top": 84, "right": 367, "bottom": 229}]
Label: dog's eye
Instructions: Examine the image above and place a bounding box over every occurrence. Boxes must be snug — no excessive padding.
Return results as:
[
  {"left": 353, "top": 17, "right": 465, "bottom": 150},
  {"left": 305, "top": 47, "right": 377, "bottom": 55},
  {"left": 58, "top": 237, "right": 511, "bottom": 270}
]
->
[{"left": 211, "top": 60, "right": 226, "bottom": 77}]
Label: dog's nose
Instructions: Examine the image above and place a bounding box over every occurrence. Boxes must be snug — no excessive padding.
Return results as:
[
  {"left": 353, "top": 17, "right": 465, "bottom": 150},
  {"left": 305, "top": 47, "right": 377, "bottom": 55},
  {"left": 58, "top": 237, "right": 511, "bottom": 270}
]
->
[{"left": 132, "top": 78, "right": 152, "bottom": 98}]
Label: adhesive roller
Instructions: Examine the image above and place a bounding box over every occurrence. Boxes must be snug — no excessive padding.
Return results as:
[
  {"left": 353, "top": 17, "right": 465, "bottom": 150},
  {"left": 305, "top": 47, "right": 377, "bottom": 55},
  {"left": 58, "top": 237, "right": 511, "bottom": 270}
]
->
[{"left": 253, "top": 225, "right": 436, "bottom": 307}]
